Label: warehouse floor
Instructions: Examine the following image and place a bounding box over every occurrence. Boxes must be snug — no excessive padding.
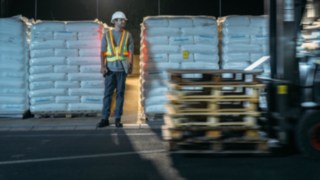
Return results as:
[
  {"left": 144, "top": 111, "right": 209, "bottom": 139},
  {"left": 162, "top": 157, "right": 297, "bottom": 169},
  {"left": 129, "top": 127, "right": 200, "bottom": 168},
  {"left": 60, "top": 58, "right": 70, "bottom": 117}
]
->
[{"left": 121, "top": 75, "right": 140, "bottom": 124}]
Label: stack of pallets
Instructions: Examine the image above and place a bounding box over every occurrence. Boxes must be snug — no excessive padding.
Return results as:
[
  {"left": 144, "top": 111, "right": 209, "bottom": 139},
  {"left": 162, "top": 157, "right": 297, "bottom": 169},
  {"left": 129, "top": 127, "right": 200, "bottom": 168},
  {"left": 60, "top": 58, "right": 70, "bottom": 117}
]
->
[{"left": 162, "top": 69, "right": 269, "bottom": 153}]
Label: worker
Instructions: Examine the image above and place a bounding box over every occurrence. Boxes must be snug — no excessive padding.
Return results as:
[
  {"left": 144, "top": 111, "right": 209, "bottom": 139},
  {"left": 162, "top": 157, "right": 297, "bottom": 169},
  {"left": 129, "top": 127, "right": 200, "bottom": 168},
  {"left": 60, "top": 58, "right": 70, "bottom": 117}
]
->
[{"left": 97, "top": 11, "right": 134, "bottom": 128}]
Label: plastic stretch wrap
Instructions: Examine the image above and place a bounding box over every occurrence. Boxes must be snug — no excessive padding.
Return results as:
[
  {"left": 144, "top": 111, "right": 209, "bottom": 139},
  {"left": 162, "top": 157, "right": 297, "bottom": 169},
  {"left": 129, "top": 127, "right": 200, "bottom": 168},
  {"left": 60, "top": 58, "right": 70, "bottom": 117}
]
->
[
  {"left": 29, "top": 20, "right": 104, "bottom": 113},
  {"left": 0, "top": 16, "right": 29, "bottom": 117},
  {"left": 140, "top": 16, "right": 219, "bottom": 115}
]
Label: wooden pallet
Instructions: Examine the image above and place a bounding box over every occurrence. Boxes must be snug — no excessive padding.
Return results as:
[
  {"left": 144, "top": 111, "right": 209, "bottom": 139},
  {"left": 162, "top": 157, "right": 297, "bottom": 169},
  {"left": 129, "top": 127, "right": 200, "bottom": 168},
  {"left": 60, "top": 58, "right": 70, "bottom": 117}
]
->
[
  {"left": 163, "top": 69, "right": 268, "bottom": 153},
  {"left": 166, "top": 138, "right": 269, "bottom": 153},
  {"left": 162, "top": 125, "right": 262, "bottom": 140},
  {"left": 167, "top": 99, "right": 258, "bottom": 113},
  {"left": 164, "top": 113, "right": 258, "bottom": 128},
  {"left": 33, "top": 111, "right": 101, "bottom": 118},
  {"left": 166, "top": 104, "right": 260, "bottom": 115},
  {"left": 167, "top": 93, "right": 260, "bottom": 103},
  {"left": 168, "top": 84, "right": 265, "bottom": 100},
  {"left": 167, "top": 69, "right": 263, "bottom": 84}
]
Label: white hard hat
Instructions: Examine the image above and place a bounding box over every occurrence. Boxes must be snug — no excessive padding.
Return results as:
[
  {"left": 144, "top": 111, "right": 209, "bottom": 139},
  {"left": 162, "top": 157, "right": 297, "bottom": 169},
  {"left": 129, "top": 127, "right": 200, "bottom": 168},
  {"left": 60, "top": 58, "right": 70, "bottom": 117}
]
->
[{"left": 111, "top": 11, "right": 128, "bottom": 22}]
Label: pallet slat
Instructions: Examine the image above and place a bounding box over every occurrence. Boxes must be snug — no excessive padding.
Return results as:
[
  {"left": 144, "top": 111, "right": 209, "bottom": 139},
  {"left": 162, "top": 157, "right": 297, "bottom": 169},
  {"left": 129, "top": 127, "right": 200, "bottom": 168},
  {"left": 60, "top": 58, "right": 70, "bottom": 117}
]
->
[
  {"left": 165, "top": 105, "right": 260, "bottom": 117},
  {"left": 162, "top": 125, "right": 262, "bottom": 141},
  {"left": 167, "top": 69, "right": 263, "bottom": 85}
]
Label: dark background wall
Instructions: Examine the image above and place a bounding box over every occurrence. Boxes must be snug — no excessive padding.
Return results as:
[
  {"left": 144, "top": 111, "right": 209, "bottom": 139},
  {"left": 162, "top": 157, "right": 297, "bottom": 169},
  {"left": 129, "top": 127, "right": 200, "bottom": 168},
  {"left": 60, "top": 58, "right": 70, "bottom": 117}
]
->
[{"left": 0, "top": 0, "right": 264, "bottom": 53}]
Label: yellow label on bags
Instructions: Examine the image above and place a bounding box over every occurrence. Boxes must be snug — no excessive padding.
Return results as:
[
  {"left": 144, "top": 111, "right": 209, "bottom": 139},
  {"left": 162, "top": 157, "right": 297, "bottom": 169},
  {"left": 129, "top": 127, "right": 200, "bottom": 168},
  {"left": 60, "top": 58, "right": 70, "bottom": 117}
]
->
[{"left": 182, "top": 50, "right": 189, "bottom": 60}]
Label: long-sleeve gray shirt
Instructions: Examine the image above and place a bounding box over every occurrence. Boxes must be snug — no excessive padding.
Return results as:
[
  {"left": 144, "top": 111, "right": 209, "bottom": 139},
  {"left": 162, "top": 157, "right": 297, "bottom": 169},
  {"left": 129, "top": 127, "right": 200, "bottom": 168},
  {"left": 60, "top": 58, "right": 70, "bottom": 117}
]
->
[{"left": 101, "top": 29, "right": 134, "bottom": 72}]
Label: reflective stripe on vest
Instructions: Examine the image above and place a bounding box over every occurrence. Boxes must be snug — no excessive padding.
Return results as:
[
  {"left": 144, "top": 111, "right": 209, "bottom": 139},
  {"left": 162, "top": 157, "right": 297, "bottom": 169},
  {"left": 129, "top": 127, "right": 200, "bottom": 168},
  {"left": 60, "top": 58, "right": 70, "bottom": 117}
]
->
[{"left": 105, "top": 30, "right": 129, "bottom": 62}]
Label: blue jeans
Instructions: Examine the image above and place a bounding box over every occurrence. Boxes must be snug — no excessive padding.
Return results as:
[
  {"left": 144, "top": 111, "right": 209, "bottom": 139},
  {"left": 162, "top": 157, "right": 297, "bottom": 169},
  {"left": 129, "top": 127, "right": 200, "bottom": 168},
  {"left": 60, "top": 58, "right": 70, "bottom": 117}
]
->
[{"left": 102, "top": 71, "right": 127, "bottom": 120}]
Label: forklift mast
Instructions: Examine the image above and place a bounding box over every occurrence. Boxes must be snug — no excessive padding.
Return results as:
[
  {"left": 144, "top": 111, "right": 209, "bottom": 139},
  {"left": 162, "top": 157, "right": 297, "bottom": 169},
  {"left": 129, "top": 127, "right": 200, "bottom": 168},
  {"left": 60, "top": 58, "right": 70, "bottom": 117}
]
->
[
  {"left": 266, "top": 0, "right": 307, "bottom": 116},
  {"left": 269, "top": 0, "right": 306, "bottom": 81}
]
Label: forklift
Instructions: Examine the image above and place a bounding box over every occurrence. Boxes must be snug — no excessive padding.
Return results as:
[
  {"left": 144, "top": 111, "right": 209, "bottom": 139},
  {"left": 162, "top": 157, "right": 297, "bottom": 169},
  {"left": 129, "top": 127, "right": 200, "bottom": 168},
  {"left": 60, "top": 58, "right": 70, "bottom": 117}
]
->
[
  {"left": 264, "top": 0, "right": 320, "bottom": 159},
  {"left": 162, "top": 0, "right": 320, "bottom": 158}
]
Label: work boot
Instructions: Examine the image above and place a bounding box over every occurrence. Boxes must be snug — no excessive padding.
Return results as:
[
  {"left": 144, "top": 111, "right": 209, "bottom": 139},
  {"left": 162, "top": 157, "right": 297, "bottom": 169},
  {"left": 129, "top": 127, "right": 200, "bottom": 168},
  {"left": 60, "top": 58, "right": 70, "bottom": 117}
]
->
[
  {"left": 115, "top": 118, "right": 123, "bottom": 128},
  {"left": 96, "top": 119, "right": 109, "bottom": 128}
]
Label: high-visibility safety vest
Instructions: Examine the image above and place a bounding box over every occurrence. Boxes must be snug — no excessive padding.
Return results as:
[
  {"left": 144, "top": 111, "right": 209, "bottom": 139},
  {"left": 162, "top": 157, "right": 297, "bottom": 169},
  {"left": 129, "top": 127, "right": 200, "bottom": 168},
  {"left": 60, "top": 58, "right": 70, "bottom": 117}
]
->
[{"left": 104, "top": 30, "right": 129, "bottom": 62}]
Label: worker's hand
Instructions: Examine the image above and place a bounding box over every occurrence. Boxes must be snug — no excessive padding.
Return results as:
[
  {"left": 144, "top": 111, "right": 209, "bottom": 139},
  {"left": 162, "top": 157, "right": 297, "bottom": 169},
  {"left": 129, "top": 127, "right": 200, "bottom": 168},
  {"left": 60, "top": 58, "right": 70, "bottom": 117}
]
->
[{"left": 100, "top": 67, "right": 108, "bottom": 77}]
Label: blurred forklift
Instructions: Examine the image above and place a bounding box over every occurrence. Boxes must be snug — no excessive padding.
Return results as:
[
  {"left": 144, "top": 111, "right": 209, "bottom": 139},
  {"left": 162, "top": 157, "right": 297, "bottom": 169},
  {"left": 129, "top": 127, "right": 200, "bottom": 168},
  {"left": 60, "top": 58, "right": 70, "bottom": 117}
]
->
[
  {"left": 263, "top": 0, "right": 320, "bottom": 159},
  {"left": 164, "top": 0, "right": 320, "bottom": 159}
]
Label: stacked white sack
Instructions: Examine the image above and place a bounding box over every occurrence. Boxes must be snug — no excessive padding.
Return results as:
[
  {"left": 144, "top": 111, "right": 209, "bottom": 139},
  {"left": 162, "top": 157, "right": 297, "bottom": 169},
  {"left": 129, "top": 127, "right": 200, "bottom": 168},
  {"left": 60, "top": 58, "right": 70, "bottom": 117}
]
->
[
  {"left": 140, "top": 16, "right": 219, "bottom": 115},
  {"left": 0, "top": 16, "right": 29, "bottom": 117},
  {"left": 219, "top": 15, "right": 270, "bottom": 74},
  {"left": 29, "top": 20, "right": 104, "bottom": 113}
]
